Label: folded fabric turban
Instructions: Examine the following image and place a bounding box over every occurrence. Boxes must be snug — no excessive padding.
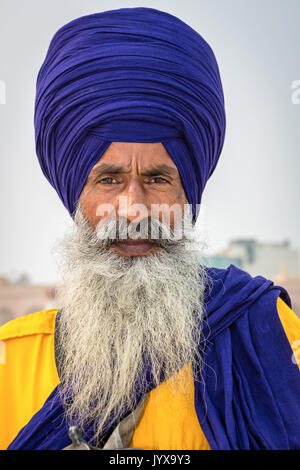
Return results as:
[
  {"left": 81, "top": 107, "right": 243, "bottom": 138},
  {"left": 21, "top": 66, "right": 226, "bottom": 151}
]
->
[{"left": 34, "top": 7, "right": 226, "bottom": 221}]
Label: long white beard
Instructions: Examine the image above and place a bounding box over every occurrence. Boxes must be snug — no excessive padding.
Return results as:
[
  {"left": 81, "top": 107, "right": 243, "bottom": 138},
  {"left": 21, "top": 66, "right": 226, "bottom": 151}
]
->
[{"left": 55, "top": 206, "right": 209, "bottom": 445}]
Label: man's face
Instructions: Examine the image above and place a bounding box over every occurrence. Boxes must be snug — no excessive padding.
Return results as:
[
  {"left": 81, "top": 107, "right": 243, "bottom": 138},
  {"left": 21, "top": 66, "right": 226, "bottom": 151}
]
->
[
  {"left": 57, "top": 142, "right": 206, "bottom": 442},
  {"left": 79, "top": 142, "right": 187, "bottom": 257}
]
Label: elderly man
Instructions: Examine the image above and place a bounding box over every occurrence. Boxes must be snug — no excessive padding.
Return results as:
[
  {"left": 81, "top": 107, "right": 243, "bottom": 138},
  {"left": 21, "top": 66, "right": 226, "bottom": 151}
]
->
[{"left": 1, "top": 7, "right": 300, "bottom": 450}]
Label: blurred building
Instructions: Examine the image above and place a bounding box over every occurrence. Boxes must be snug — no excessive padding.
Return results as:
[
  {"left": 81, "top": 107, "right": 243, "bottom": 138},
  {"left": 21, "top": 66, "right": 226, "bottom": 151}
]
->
[
  {"left": 207, "top": 238, "right": 300, "bottom": 278},
  {"left": 0, "top": 275, "right": 57, "bottom": 327},
  {"left": 206, "top": 238, "right": 300, "bottom": 317}
]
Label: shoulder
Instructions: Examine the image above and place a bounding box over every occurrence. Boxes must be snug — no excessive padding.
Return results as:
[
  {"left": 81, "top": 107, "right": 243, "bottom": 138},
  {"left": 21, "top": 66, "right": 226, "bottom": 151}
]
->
[
  {"left": 0, "top": 309, "right": 60, "bottom": 450},
  {"left": 277, "top": 295, "right": 299, "bottom": 325},
  {"left": 0, "top": 308, "right": 58, "bottom": 342}
]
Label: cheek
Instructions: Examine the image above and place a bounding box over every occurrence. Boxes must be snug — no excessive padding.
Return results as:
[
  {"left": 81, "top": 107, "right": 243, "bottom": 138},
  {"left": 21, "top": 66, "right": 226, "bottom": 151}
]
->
[
  {"left": 79, "top": 190, "right": 117, "bottom": 229},
  {"left": 80, "top": 198, "right": 98, "bottom": 228},
  {"left": 149, "top": 189, "right": 187, "bottom": 226}
]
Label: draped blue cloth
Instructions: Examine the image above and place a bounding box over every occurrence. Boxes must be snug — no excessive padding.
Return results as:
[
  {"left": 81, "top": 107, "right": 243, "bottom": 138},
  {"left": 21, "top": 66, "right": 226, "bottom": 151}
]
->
[
  {"left": 8, "top": 264, "right": 300, "bottom": 450},
  {"left": 34, "top": 7, "right": 226, "bottom": 220}
]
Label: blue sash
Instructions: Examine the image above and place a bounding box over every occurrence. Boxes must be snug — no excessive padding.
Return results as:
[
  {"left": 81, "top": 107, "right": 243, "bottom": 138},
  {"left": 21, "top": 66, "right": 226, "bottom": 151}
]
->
[{"left": 7, "top": 265, "right": 300, "bottom": 449}]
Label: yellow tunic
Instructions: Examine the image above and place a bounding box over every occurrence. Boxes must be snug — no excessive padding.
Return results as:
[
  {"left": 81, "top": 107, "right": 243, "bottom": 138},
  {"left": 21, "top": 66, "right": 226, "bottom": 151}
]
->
[{"left": 0, "top": 296, "right": 299, "bottom": 450}]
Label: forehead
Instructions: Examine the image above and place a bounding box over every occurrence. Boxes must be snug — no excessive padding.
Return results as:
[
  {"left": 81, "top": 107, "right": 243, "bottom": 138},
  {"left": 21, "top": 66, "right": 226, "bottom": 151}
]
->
[{"left": 91, "top": 142, "right": 179, "bottom": 170}]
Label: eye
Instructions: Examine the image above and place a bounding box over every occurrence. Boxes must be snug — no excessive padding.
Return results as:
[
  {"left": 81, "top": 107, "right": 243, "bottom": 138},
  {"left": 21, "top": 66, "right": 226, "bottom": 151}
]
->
[
  {"left": 97, "top": 177, "right": 119, "bottom": 184},
  {"left": 148, "top": 177, "right": 169, "bottom": 184}
]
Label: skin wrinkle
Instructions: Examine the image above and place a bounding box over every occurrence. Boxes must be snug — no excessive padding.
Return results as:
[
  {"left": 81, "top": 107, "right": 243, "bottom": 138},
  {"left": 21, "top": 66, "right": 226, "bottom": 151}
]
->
[{"left": 55, "top": 142, "right": 208, "bottom": 445}]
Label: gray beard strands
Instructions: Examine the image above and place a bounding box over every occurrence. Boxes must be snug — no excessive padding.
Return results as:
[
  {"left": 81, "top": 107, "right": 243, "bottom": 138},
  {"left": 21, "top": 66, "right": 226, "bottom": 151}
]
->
[{"left": 55, "top": 207, "right": 209, "bottom": 443}]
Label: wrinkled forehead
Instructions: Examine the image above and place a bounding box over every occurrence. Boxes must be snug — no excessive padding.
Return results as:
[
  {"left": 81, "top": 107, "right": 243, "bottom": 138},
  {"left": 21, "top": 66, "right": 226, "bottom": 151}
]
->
[{"left": 87, "top": 142, "right": 180, "bottom": 177}]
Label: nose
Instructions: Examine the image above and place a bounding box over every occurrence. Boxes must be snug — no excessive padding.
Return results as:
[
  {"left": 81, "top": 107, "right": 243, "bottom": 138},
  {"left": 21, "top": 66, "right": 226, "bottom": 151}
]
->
[{"left": 117, "top": 179, "right": 149, "bottom": 223}]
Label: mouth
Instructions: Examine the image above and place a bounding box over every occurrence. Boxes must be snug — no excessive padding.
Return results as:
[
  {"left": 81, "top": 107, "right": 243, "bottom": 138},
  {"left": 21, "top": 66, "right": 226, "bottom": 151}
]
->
[{"left": 112, "top": 238, "right": 157, "bottom": 256}]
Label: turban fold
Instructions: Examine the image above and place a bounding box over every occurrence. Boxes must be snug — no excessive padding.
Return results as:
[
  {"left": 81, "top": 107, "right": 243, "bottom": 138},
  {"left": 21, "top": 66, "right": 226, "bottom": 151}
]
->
[{"left": 34, "top": 7, "right": 226, "bottom": 220}]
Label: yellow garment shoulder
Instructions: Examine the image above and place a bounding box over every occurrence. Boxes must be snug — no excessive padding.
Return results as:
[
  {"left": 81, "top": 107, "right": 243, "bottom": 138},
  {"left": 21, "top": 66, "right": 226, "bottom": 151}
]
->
[
  {"left": 0, "top": 309, "right": 60, "bottom": 450},
  {"left": 0, "top": 308, "right": 58, "bottom": 340}
]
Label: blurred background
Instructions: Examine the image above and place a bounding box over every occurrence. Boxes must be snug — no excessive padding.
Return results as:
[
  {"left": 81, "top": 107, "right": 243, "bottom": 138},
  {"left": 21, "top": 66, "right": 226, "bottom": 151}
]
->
[{"left": 0, "top": 0, "right": 299, "bottom": 324}]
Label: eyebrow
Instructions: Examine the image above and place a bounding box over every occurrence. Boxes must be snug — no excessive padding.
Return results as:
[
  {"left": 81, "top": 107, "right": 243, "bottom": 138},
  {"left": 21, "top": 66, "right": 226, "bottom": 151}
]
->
[{"left": 91, "top": 163, "right": 178, "bottom": 178}]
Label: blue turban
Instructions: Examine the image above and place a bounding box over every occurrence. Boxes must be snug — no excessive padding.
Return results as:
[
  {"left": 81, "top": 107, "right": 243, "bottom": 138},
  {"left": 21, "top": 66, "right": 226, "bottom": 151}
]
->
[{"left": 34, "top": 7, "right": 226, "bottom": 220}]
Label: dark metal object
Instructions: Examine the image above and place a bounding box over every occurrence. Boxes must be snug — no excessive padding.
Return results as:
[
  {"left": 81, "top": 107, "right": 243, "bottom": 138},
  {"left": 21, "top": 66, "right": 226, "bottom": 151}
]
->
[{"left": 63, "top": 426, "right": 142, "bottom": 450}]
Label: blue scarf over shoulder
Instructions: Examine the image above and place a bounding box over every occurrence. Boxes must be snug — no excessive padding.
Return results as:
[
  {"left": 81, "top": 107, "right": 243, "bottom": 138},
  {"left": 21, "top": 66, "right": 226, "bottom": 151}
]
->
[{"left": 8, "top": 264, "right": 300, "bottom": 450}]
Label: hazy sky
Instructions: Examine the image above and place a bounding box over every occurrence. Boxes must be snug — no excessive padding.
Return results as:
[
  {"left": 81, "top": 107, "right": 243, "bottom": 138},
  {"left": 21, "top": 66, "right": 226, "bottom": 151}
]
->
[{"left": 0, "top": 0, "right": 299, "bottom": 284}]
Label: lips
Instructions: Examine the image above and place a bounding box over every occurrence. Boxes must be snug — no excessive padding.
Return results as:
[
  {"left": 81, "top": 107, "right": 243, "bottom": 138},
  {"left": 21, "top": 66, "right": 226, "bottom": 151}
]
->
[{"left": 113, "top": 239, "right": 156, "bottom": 256}]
